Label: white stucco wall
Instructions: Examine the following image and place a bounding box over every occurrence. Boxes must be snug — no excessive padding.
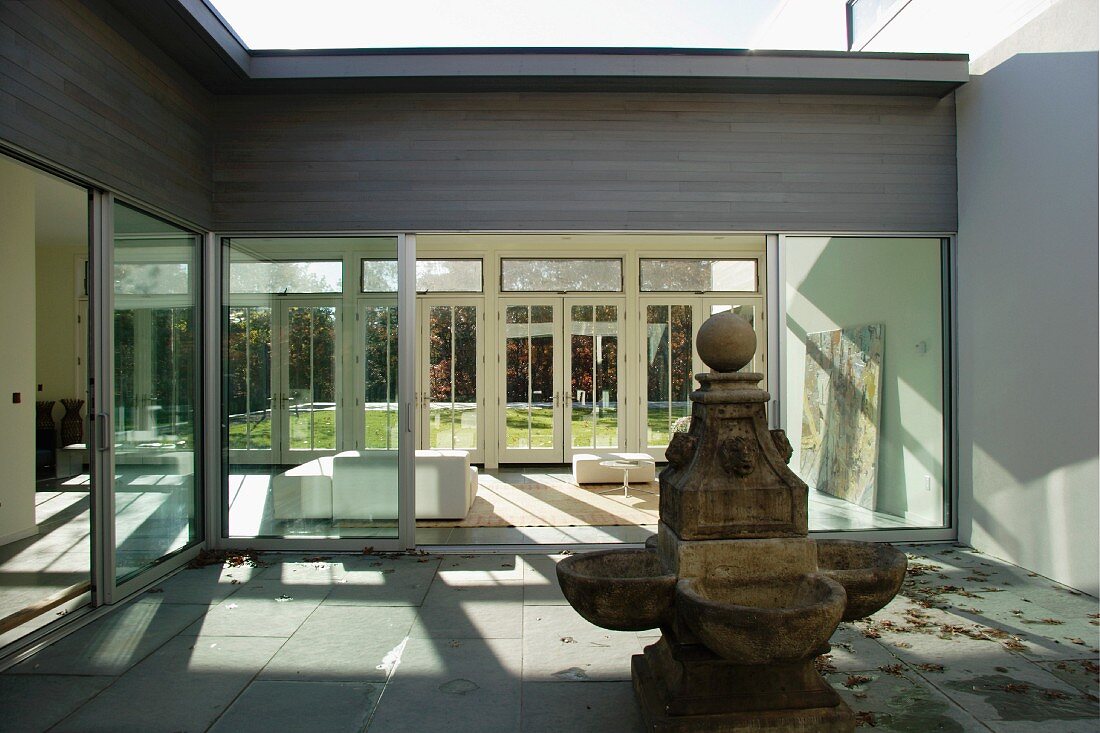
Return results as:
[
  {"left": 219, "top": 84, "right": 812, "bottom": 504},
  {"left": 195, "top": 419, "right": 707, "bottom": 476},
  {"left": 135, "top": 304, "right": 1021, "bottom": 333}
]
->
[{"left": 955, "top": 0, "right": 1099, "bottom": 594}]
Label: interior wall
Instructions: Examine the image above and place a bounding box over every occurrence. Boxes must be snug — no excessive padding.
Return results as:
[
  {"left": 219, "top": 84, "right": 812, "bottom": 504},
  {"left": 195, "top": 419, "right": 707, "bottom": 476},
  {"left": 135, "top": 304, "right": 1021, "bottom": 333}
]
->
[
  {"left": 956, "top": 0, "right": 1099, "bottom": 594},
  {"left": 0, "top": 157, "right": 39, "bottom": 544},
  {"left": 36, "top": 246, "right": 84, "bottom": 408},
  {"left": 784, "top": 236, "right": 944, "bottom": 525}
]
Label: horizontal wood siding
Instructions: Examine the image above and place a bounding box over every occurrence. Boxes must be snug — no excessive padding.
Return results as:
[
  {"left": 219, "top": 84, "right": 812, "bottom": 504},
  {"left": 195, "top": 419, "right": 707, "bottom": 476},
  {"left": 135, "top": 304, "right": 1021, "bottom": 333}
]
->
[
  {"left": 214, "top": 92, "right": 956, "bottom": 232},
  {"left": 0, "top": 0, "right": 213, "bottom": 227}
]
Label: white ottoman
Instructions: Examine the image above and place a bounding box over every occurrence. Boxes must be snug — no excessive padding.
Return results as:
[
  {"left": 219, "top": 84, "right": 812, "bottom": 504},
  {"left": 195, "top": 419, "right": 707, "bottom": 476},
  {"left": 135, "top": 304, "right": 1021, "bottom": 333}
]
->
[
  {"left": 273, "top": 457, "right": 334, "bottom": 519},
  {"left": 572, "top": 452, "right": 657, "bottom": 484}
]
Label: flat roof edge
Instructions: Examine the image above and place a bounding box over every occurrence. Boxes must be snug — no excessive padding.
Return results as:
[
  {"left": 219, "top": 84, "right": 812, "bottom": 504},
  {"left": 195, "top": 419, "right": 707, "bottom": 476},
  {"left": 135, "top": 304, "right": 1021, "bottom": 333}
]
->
[{"left": 248, "top": 46, "right": 970, "bottom": 63}]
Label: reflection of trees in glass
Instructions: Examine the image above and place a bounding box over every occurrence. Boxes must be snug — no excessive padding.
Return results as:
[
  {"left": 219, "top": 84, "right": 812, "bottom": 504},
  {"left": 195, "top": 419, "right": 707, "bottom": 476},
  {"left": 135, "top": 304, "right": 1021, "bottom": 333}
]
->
[
  {"left": 646, "top": 304, "right": 693, "bottom": 445},
  {"left": 428, "top": 306, "right": 477, "bottom": 402},
  {"left": 428, "top": 305, "right": 478, "bottom": 450},
  {"left": 287, "top": 307, "right": 337, "bottom": 450},
  {"left": 113, "top": 306, "right": 195, "bottom": 445},
  {"left": 363, "top": 305, "right": 398, "bottom": 449},
  {"left": 114, "top": 263, "right": 189, "bottom": 295},
  {"left": 416, "top": 260, "right": 482, "bottom": 293},
  {"left": 363, "top": 306, "right": 398, "bottom": 403},
  {"left": 501, "top": 259, "right": 621, "bottom": 292},
  {"left": 570, "top": 305, "right": 618, "bottom": 401},
  {"left": 641, "top": 260, "right": 711, "bottom": 292},
  {"left": 231, "top": 260, "right": 342, "bottom": 294},
  {"left": 640, "top": 259, "right": 757, "bottom": 292},
  {"left": 226, "top": 307, "right": 271, "bottom": 450},
  {"left": 361, "top": 260, "right": 398, "bottom": 293}
]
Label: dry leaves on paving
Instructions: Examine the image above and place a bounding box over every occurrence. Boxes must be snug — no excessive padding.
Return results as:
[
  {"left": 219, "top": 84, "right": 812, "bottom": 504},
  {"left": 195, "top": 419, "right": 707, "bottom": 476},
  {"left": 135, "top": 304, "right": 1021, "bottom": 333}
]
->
[{"left": 188, "top": 548, "right": 268, "bottom": 569}]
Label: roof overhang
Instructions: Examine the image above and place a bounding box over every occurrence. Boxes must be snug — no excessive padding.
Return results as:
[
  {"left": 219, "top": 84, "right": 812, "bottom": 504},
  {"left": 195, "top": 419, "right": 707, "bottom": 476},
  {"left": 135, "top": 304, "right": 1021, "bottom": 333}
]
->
[{"left": 105, "top": 0, "right": 969, "bottom": 96}]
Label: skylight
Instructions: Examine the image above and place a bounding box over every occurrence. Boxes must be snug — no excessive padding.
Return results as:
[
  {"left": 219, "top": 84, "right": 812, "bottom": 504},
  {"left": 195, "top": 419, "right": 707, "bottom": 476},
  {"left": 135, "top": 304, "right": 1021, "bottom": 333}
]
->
[{"left": 205, "top": 0, "right": 788, "bottom": 51}]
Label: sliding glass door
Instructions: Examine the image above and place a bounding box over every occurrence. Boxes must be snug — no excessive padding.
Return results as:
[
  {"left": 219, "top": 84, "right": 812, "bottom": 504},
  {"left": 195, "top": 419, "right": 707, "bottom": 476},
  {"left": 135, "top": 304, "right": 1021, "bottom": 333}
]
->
[
  {"left": 223, "top": 237, "right": 408, "bottom": 544},
  {"left": 109, "top": 201, "right": 202, "bottom": 586}
]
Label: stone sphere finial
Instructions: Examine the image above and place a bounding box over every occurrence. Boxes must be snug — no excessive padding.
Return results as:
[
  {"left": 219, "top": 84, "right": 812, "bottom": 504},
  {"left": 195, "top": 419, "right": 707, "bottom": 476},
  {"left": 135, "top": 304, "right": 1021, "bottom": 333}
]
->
[{"left": 697, "top": 311, "right": 757, "bottom": 373}]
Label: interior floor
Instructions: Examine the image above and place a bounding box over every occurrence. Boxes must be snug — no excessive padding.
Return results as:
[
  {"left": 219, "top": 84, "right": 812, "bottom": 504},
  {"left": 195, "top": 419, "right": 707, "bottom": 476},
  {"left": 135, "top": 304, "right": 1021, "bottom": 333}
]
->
[
  {"left": 0, "top": 469, "right": 195, "bottom": 647},
  {"left": 226, "top": 463, "right": 919, "bottom": 545}
]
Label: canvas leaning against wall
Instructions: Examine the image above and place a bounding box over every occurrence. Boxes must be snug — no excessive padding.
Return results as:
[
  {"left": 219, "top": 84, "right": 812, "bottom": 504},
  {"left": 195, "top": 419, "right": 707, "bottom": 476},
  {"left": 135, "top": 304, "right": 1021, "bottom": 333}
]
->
[{"left": 799, "top": 324, "right": 884, "bottom": 509}]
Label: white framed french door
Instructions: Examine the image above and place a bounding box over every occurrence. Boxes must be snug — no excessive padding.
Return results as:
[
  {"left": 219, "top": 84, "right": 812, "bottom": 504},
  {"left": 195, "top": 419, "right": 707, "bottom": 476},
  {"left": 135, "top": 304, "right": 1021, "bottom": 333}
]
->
[
  {"left": 497, "top": 298, "right": 625, "bottom": 463},
  {"left": 278, "top": 300, "right": 341, "bottom": 463},
  {"left": 418, "top": 298, "right": 484, "bottom": 463},
  {"left": 227, "top": 298, "right": 341, "bottom": 464},
  {"left": 498, "top": 299, "right": 563, "bottom": 463},
  {"left": 638, "top": 296, "right": 765, "bottom": 460},
  {"left": 563, "top": 298, "right": 626, "bottom": 458}
]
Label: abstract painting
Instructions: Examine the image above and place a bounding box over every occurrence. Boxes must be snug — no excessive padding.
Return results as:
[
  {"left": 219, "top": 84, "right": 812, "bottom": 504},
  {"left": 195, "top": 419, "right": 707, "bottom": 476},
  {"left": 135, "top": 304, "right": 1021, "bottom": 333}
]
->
[{"left": 800, "top": 324, "right": 884, "bottom": 509}]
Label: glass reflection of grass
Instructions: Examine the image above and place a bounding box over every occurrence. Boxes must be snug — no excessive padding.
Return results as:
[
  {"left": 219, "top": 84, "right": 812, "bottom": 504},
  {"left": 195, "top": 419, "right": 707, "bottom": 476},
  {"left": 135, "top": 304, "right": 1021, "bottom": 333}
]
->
[{"left": 428, "top": 406, "right": 478, "bottom": 450}]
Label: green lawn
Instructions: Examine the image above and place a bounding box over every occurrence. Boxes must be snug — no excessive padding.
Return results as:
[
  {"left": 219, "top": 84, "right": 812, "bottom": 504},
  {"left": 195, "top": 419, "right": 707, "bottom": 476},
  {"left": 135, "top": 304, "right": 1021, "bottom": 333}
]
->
[{"left": 228, "top": 405, "right": 687, "bottom": 451}]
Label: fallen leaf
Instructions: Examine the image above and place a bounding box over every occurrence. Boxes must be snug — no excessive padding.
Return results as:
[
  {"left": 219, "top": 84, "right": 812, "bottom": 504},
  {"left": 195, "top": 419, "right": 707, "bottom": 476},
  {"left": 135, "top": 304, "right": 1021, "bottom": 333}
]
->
[{"left": 855, "top": 710, "right": 877, "bottom": 727}]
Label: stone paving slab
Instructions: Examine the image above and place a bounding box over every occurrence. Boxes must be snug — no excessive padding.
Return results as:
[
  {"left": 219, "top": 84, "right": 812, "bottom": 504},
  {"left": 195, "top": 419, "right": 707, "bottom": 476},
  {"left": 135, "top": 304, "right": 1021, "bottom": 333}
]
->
[
  {"left": 1, "top": 545, "right": 1096, "bottom": 732},
  {"left": 51, "top": 635, "right": 286, "bottom": 733},
  {"left": 208, "top": 680, "right": 380, "bottom": 733}
]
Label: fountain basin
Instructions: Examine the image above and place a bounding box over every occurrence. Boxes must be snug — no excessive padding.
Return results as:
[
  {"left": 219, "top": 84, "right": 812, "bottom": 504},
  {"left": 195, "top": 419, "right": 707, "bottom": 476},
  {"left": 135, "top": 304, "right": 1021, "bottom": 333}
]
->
[
  {"left": 815, "top": 540, "right": 907, "bottom": 621},
  {"left": 677, "top": 574, "right": 846, "bottom": 664},
  {"left": 556, "top": 549, "right": 676, "bottom": 631}
]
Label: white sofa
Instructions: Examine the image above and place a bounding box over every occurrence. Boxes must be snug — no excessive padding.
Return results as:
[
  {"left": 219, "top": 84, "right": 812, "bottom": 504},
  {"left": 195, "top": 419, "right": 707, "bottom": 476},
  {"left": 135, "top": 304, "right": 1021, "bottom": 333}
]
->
[
  {"left": 273, "top": 449, "right": 477, "bottom": 521},
  {"left": 572, "top": 452, "right": 657, "bottom": 484}
]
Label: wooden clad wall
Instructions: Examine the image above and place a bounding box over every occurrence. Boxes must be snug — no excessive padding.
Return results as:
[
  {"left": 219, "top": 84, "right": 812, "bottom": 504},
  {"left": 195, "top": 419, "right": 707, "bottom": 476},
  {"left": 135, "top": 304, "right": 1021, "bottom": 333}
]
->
[
  {"left": 0, "top": 0, "right": 214, "bottom": 227},
  {"left": 214, "top": 92, "right": 957, "bottom": 233}
]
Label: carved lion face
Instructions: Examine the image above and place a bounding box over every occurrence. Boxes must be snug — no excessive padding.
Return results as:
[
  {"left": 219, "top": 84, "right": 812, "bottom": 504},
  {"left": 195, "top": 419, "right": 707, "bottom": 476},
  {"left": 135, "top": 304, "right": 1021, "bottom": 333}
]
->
[{"left": 719, "top": 435, "right": 756, "bottom": 477}]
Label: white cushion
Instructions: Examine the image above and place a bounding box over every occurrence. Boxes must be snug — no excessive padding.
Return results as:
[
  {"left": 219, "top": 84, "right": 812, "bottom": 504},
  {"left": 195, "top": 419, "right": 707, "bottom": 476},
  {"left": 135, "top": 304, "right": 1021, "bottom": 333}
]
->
[
  {"left": 572, "top": 452, "right": 657, "bottom": 484},
  {"left": 330, "top": 449, "right": 476, "bottom": 520}
]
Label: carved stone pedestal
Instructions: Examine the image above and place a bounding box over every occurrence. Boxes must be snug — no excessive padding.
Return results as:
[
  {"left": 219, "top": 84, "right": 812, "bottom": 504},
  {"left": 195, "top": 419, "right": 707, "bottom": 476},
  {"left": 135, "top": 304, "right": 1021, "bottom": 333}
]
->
[{"left": 632, "top": 632, "right": 854, "bottom": 733}]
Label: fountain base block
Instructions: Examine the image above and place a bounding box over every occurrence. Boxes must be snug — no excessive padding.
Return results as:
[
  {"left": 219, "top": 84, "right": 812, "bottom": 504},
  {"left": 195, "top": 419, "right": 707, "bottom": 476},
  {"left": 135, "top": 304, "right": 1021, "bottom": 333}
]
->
[{"left": 632, "top": 635, "right": 854, "bottom": 732}]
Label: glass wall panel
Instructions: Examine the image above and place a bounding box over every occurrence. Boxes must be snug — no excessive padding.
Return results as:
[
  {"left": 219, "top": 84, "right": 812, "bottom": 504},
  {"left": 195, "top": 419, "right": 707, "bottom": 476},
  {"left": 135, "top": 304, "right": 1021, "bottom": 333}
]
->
[
  {"left": 225, "top": 237, "right": 400, "bottom": 539},
  {"left": 645, "top": 305, "right": 694, "bottom": 448},
  {"left": 504, "top": 304, "right": 556, "bottom": 449},
  {"left": 784, "top": 237, "right": 945, "bottom": 531},
  {"left": 501, "top": 258, "right": 622, "bottom": 292},
  {"left": 428, "top": 304, "right": 478, "bottom": 450},
  {"left": 570, "top": 304, "right": 620, "bottom": 449},
  {"left": 113, "top": 202, "right": 200, "bottom": 581},
  {"left": 363, "top": 304, "right": 398, "bottom": 450},
  {"left": 640, "top": 259, "right": 757, "bottom": 292}
]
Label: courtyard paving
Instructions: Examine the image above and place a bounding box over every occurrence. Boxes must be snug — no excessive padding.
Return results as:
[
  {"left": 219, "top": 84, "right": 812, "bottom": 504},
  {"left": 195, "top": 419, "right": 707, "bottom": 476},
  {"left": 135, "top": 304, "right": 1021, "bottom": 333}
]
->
[{"left": 0, "top": 543, "right": 1096, "bottom": 732}]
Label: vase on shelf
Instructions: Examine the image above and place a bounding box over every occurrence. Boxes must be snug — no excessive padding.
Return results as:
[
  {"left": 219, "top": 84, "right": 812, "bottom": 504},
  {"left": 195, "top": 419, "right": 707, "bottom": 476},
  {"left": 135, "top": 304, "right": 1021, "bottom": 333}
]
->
[
  {"left": 60, "top": 398, "right": 84, "bottom": 446},
  {"left": 36, "top": 400, "right": 56, "bottom": 431}
]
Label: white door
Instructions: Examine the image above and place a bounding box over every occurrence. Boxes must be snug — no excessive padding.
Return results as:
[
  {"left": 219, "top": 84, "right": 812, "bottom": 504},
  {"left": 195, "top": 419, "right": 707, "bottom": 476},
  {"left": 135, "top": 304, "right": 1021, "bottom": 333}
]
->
[
  {"left": 226, "top": 299, "right": 341, "bottom": 465},
  {"left": 638, "top": 297, "right": 765, "bottom": 460},
  {"left": 497, "top": 298, "right": 626, "bottom": 463}
]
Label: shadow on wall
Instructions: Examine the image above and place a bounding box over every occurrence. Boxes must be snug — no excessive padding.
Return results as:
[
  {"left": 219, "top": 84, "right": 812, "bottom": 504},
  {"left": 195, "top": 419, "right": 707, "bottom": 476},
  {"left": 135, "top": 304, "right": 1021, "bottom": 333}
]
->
[
  {"left": 784, "top": 236, "right": 945, "bottom": 524},
  {"left": 955, "top": 47, "right": 1099, "bottom": 589}
]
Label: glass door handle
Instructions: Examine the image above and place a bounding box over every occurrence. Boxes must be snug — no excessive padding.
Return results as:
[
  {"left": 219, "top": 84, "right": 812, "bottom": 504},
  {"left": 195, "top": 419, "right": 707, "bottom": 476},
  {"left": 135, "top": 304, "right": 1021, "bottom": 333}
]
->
[{"left": 95, "top": 413, "right": 110, "bottom": 452}]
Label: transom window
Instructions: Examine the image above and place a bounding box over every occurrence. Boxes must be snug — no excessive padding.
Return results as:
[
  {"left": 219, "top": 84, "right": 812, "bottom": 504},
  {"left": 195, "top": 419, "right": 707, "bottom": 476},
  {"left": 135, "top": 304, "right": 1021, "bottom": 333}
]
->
[
  {"left": 640, "top": 258, "right": 757, "bottom": 293},
  {"left": 361, "top": 258, "right": 486, "bottom": 293},
  {"left": 230, "top": 259, "right": 343, "bottom": 294},
  {"left": 500, "top": 258, "right": 622, "bottom": 292}
]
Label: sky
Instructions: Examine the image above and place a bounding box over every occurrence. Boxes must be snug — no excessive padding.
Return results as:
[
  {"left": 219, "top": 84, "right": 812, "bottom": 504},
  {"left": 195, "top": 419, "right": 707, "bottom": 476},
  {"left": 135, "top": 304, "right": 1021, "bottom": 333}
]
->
[{"left": 206, "top": 0, "right": 849, "bottom": 51}]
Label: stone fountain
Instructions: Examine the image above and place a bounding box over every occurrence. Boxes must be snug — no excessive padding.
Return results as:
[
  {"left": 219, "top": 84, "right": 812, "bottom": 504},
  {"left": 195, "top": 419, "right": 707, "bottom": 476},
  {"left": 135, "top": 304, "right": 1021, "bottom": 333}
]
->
[{"left": 557, "top": 311, "right": 907, "bottom": 732}]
